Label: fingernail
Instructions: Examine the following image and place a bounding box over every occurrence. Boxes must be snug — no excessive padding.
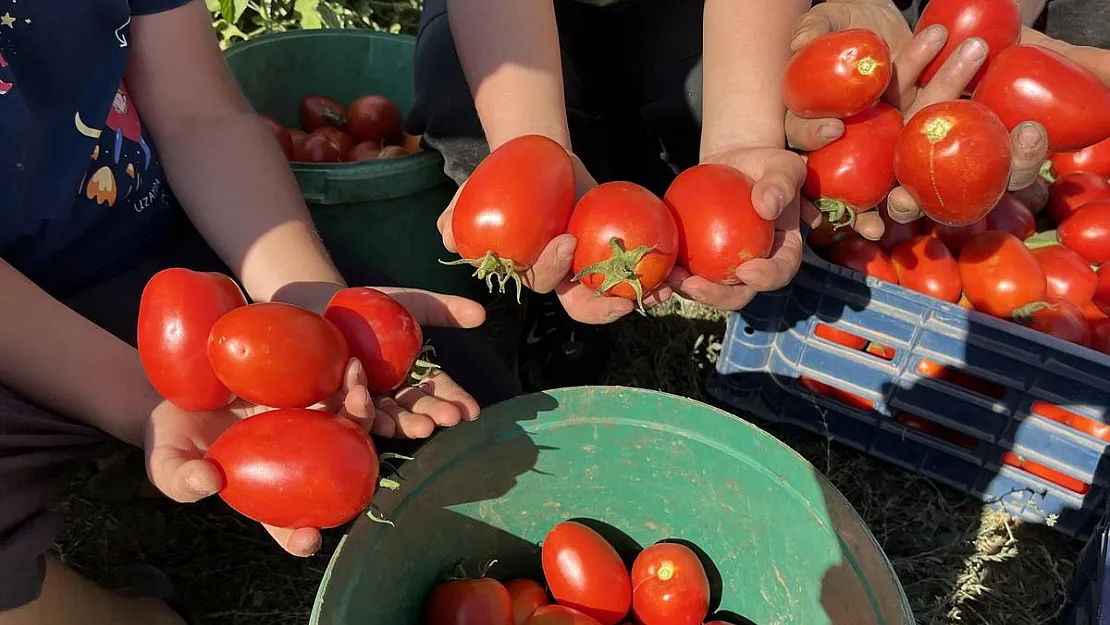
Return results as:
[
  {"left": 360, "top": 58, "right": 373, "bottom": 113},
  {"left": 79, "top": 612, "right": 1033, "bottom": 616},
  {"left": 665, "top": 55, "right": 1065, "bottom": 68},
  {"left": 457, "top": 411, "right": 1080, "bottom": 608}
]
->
[
  {"left": 186, "top": 471, "right": 215, "bottom": 497},
  {"left": 305, "top": 535, "right": 322, "bottom": 555},
  {"left": 1017, "top": 123, "right": 1042, "bottom": 150},
  {"left": 763, "top": 189, "right": 784, "bottom": 216},
  {"left": 960, "top": 38, "right": 987, "bottom": 61},
  {"left": 923, "top": 25, "right": 946, "bottom": 44},
  {"left": 819, "top": 122, "right": 843, "bottom": 140}
]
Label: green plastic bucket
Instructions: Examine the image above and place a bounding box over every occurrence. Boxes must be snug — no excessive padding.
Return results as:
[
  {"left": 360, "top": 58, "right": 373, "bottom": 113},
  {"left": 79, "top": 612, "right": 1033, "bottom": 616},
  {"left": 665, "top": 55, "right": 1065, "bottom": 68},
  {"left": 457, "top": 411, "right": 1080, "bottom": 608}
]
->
[
  {"left": 224, "top": 30, "right": 473, "bottom": 296},
  {"left": 311, "top": 387, "right": 914, "bottom": 625}
]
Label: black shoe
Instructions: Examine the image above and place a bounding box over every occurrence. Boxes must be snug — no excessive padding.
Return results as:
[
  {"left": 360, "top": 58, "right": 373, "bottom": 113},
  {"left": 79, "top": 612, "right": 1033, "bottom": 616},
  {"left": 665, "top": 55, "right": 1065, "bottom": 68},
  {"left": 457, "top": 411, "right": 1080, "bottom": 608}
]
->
[{"left": 517, "top": 291, "right": 610, "bottom": 392}]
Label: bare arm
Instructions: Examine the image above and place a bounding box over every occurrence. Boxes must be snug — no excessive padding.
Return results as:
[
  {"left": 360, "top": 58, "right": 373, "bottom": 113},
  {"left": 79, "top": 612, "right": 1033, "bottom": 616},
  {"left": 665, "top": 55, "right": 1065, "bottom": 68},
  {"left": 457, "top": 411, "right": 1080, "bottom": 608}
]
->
[
  {"left": 126, "top": 0, "right": 345, "bottom": 309},
  {"left": 1017, "top": 0, "right": 1048, "bottom": 26},
  {"left": 0, "top": 261, "right": 158, "bottom": 446}
]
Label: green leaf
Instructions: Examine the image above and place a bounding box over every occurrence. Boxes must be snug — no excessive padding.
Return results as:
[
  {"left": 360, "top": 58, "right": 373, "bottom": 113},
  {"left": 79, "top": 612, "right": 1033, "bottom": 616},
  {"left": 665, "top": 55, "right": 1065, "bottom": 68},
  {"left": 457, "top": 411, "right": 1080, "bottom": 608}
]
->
[
  {"left": 205, "top": 0, "right": 222, "bottom": 14},
  {"left": 294, "top": 0, "right": 323, "bottom": 29},
  {"left": 231, "top": 0, "right": 249, "bottom": 21},
  {"left": 219, "top": 0, "right": 234, "bottom": 20}
]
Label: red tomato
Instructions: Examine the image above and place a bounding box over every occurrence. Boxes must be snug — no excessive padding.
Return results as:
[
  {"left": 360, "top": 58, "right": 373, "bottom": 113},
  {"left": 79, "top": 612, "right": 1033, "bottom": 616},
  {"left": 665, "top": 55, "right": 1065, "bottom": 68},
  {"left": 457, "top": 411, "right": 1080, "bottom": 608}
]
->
[
  {"left": 347, "top": 95, "right": 404, "bottom": 147},
  {"left": 377, "top": 145, "right": 411, "bottom": 159},
  {"left": 259, "top": 115, "right": 293, "bottom": 160},
  {"left": 815, "top": 323, "right": 868, "bottom": 351},
  {"left": 895, "top": 101, "right": 1012, "bottom": 226},
  {"left": 782, "top": 29, "right": 893, "bottom": 119},
  {"left": 926, "top": 218, "right": 989, "bottom": 257},
  {"left": 1031, "top": 245, "right": 1098, "bottom": 307},
  {"left": 877, "top": 207, "right": 922, "bottom": 254},
  {"left": 504, "top": 579, "right": 550, "bottom": 625},
  {"left": 287, "top": 128, "right": 308, "bottom": 160},
  {"left": 803, "top": 103, "right": 903, "bottom": 226},
  {"left": 958, "top": 231, "right": 1047, "bottom": 318},
  {"left": 569, "top": 182, "right": 678, "bottom": 307},
  {"left": 524, "top": 606, "right": 603, "bottom": 625},
  {"left": 348, "top": 141, "right": 382, "bottom": 162},
  {"left": 324, "top": 287, "right": 423, "bottom": 395},
  {"left": 1095, "top": 265, "right": 1110, "bottom": 316},
  {"left": 1092, "top": 318, "right": 1110, "bottom": 354},
  {"left": 1085, "top": 300, "right": 1109, "bottom": 321},
  {"left": 798, "top": 376, "right": 875, "bottom": 411},
  {"left": 1014, "top": 300, "right": 1092, "bottom": 346},
  {"left": 914, "top": 0, "right": 1020, "bottom": 90},
  {"left": 424, "top": 578, "right": 514, "bottom": 625},
  {"left": 807, "top": 219, "right": 859, "bottom": 252},
  {"left": 890, "top": 235, "right": 962, "bottom": 303},
  {"left": 137, "top": 269, "right": 247, "bottom": 411},
  {"left": 1058, "top": 199, "right": 1110, "bottom": 264},
  {"left": 826, "top": 237, "right": 899, "bottom": 283},
  {"left": 663, "top": 164, "right": 774, "bottom": 284},
  {"left": 207, "top": 302, "right": 349, "bottom": 409},
  {"left": 1049, "top": 136, "right": 1110, "bottom": 179},
  {"left": 449, "top": 135, "right": 575, "bottom": 296},
  {"left": 986, "top": 193, "right": 1036, "bottom": 240},
  {"left": 959, "top": 293, "right": 976, "bottom": 310},
  {"left": 296, "top": 133, "right": 343, "bottom": 163},
  {"left": 1046, "top": 172, "right": 1110, "bottom": 225},
  {"left": 973, "top": 45, "right": 1110, "bottom": 153},
  {"left": 312, "top": 127, "right": 356, "bottom": 157},
  {"left": 630, "top": 543, "right": 709, "bottom": 625},
  {"left": 300, "top": 94, "right": 347, "bottom": 133},
  {"left": 1001, "top": 452, "right": 1090, "bottom": 494},
  {"left": 204, "top": 408, "right": 378, "bottom": 528},
  {"left": 541, "top": 521, "right": 631, "bottom": 625}
]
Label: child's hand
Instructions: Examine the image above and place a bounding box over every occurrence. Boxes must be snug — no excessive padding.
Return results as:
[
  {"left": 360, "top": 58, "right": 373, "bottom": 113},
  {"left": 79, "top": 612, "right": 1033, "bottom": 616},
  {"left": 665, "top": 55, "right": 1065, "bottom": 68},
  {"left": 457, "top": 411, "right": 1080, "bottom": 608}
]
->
[{"left": 668, "top": 147, "right": 807, "bottom": 311}]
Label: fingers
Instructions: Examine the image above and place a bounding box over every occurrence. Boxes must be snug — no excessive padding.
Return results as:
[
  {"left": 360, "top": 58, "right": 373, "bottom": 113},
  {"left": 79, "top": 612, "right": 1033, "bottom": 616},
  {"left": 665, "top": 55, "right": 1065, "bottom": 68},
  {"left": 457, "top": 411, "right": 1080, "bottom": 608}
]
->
[
  {"left": 735, "top": 211, "right": 804, "bottom": 293},
  {"left": 785, "top": 112, "right": 844, "bottom": 151},
  {"left": 886, "top": 25, "right": 948, "bottom": 111},
  {"left": 800, "top": 198, "right": 824, "bottom": 230},
  {"left": 789, "top": 5, "right": 843, "bottom": 52},
  {"left": 374, "top": 396, "right": 437, "bottom": 439},
  {"left": 263, "top": 525, "right": 322, "bottom": 557},
  {"left": 886, "top": 186, "right": 925, "bottom": 224},
  {"left": 438, "top": 180, "right": 469, "bottom": 253},
  {"left": 522, "top": 234, "right": 576, "bottom": 294},
  {"left": 395, "top": 371, "right": 479, "bottom": 425},
  {"left": 853, "top": 211, "right": 886, "bottom": 241},
  {"left": 904, "top": 37, "right": 988, "bottom": 119},
  {"left": 556, "top": 279, "right": 636, "bottom": 324},
  {"left": 375, "top": 287, "right": 486, "bottom": 328},
  {"left": 750, "top": 152, "right": 807, "bottom": 221},
  {"left": 672, "top": 273, "right": 757, "bottom": 311},
  {"left": 1013, "top": 176, "right": 1049, "bottom": 214},
  {"left": 148, "top": 456, "right": 222, "bottom": 503},
  {"left": 1007, "top": 122, "right": 1049, "bottom": 191}
]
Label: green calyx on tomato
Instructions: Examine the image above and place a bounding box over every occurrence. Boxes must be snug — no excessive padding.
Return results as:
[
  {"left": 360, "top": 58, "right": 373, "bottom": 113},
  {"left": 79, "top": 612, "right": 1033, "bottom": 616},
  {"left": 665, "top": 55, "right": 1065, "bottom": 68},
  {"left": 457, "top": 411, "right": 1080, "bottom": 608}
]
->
[
  {"left": 1024, "top": 229, "right": 1061, "bottom": 250},
  {"left": 441, "top": 251, "right": 528, "bottom": 303},
  {"left": 571, "top": 236, "right": 657, "bottom": 313},
  {"left": 1040, "top": 160, "right": 1057, "bottom": 185},
  {"left": 1011, "top": 300, "right": 1054, "bottom": 324},
  {"left": 815, "top": 198, "right": 858, "bottom": 230}
]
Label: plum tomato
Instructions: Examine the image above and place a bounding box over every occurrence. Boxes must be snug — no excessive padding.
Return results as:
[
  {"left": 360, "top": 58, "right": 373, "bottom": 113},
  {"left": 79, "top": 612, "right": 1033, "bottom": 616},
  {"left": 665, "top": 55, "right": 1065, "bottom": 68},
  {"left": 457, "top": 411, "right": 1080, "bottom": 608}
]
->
[
  {"left": 973, "top": 45, "right": 1110, "bottom": 153},
  {"left": 926, "top": 218, "right": 988, "bottom": 257},
  {"left": 1085, "top": 300, "right": 1109, "bottom": 321},
  {"left": 815, "top": 323, "right": 868, "bottom": 351},
  {"left": 296, "top": 133, "right": 343, "bottom": 163},
  {"left": 203, "top": 408, "right": 378, "bottom": 528},
  {"left": 986, "top": 193, "right": 1036, "bottom": 240},
  {"left": 894, "top": 100, "right": 1012, "bottom": 227},
  {"left": 541, "top": 521, "right": 631, "bottom": 625},
  {"left": 447, "top": 135, "right": 576, "bottom": 299},
  {"left": 630, "top": 543, "right": 710, "bottom": 625},
  {"left": 137, "top": 269, "right": 247, "bottom": 411},
  {"left": 504, "top": 579, "right": 550, "bottom": 625},
  {"left": 1092, "top": 318, "right": 1110, "bottom": 354},
  {"left": 1046, "top": 172, "right": 1110, "bottom": 225},
  {"left": 324, "top": 287, "right": 425, "bottom": 395},
  {"left": 1058, "top": 199, "right": 1110, "bottom": 264},
  {"left": 663, "top": 163, "right": 773, "bottom": 284},
  {"left": 877, "top": 206, "right": 922, "bottom": 254},
  {"left": 782, "top": 29, "right": 893, "bottom": 119},
  {"left": 1096, "top": 265, "right": 1110, "bottom": 316},
  {"left": 914, "top": 0, "right": 1020, "bottom": 91},
  {"left": 287, "top": 128, "right": 308, "bottom": 159},
  {"left": 313, "top": 127, "right": 356, "bottom": 157},
  {"left": 958, "top": 231, "right": 1047, "bottom": 318},
  {"left": 807, "top": 219, "right": 860, "bottom": 252},
  {"left": 207, "top": 302, "right": 349, "bottom": 409},
  {"left": 301, "top": 94, "right": 347, "bottom": 133},
  {"left": 424, "top": 578, "right": 514, "bottom": 625},
  {"left": 259, "top": 114, "right": 293, "bottom": 160},
  {"left": 803, "top": 103, "right": 903, "bottom": 227},
  {"left": 1049, "top": 136, "right": 1110, "bottom": 179},
  {"left": 1031, "top": 245, "right": 1098, "bottom": 307},
  {"left": 827, "top": 237, "right": 899, "bottom": 283},
  {"left": 569, "top": 181, "right": 678, "bottom": 310},
  {"left": 890, "top": 235, "right": 962, "bottom": 303},
  {"left": 348, "top": 141, "right": 382, "bottom": 162},
  {"left": 1013, "top": 300, "right": 1092, "bottom": 346},
  {"left": 347, "top": 95, "right": 404, "bottom": 147},
  {"left": 524, "top": 606, "right": 604, "bottom": 625}
]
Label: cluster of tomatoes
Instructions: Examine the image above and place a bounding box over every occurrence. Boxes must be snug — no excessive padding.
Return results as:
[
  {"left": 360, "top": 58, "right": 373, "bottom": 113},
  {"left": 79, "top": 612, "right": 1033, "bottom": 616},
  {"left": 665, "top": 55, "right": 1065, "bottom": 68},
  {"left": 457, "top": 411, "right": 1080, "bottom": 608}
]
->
[
  {"left": 425, "top": 521, "right": 735, "bottom": 625},
  {"left": 137, "top": 269, "right": 429, "bottom": 528},
  {"left": 260, "top": 93, "right": 422, "bottom": 163},
  {"left": 785, "top": 0, "right": 1110, "bottom": 355}
]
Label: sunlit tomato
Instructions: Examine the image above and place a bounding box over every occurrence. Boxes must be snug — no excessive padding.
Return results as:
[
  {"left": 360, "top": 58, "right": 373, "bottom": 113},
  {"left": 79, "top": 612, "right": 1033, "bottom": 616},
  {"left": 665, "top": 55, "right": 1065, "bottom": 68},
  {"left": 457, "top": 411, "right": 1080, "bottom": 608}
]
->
[
  {"left": 890, "top": 235, "right": 962, "bottom": 303},
  {"left": 1013, "top": 176, "right": 1049, "bottom": 215},
  {"left": 1092, "top": 318, "right": 1110, "bottom": 354},
  {"left": 815, "top": 323, "right": 868, "bottom": 351},
  {"left": 865, "top": 341, "right": 897, "bottom": 361},
  {"left": 347, "top": 141, "right": 382, "bottom": 162},
  {"left": 259, "top": 114, "right": 293, "bottom": 160},
  {"left": 798, "top": 376, "right": 875, "bottom": 411},
  {"left": 1049, "top": 136, "right": 1110, "bottom": 179},
  {"left": 324, "top": 287, "right": 423, "bottom": 395},
  {"left": 524, "top": 606, "right": 603, "bottom": 625},
  {"left": 807, "top": 219, "right": 859, "bottom": 252},
  {"left": 1014, "top": 300, "right": 1092, "bottom": 346},
  {"left": 569, "top": 182, "right": 678, "bottom": 307},
  {"left": 504, "top": 579, "right": 550, "bottom": 625},
  {"left": 1031, "top": 245, "right": 1098, "bottom": 307},
  {"left": 895, "top": 101, "right": 1012, "bottom": 226},
  {"left": 347, "top": 94, "right": 403, "bottom": 146},
  {"left": 826, "top": 237, "right": 899, "bottom": 283},
  {"left": 1001, "top": 452, "right": 1090, "bottom": 494},
  {"left": 301, "top": 94, "right": 347, "bottom": 133},
  {"left": 958, "top": 231, "right": 1047, "bottom": 318},
  {"left": 541, "top": 521, "right": 631, "bottom": 625},
  {"left": 926, "top": 218, "right": 988, "bottom": 257},
  {"left": 959, "top": 293, "right": 975, "bottom": 310},
  {"left": 204, "top": 409, "right": 378, "bottom": 528},
  {"left": 377, "top": 145, "right": 410, "bottom": 159},
  {"left": 877, "top": 207, "right": 921, "bottom": 254},
  {"left": 663, "top": 164, "right": 773, "bottom": 284},
  {"left": 986, "top": 193, "right": 1036, "bottom": 240},
  {"left": 287, "top": 128, "right": 308, "bottom": 160},
  {"left": 630, "top": 543, "right": 709, "bottom": 625},
  {"left": 1046, "top": 172, "right": 1110, "bottom": 225},
  {"left": 973, "top": 45, "right": 1110, "bottom": 153},
  {"left": 1096, "top": 265, "right": 1110, "bottom": 316},
  {"left": 450, "top": 135, "right": 575, "bottom": 296},
  {"left": 313, "top": 127, "right": 356, "bottom": 157},
  {"left": 782, "top": 29, "right": 892, "bottom": 119},
  {"left": 424, "top": 578, "right": 514, "bottom": 625},
  {"left": 137, "top": 269, "right": 247, "bottom": 411},
  {"left": 1058, "top": 200, "right": 1110, "bottom": 264},
  {"left": 295, "top": 133, "right": 343, "bottom": 163},
  {"left": 914, "top": 0, "right": 1020, "bottom": 90},
  {"left": 207, "top": 302, "right": 349, "bottom": 408},
  {"left": 803, "top": 103, "right": 902, "bottom": 227}
]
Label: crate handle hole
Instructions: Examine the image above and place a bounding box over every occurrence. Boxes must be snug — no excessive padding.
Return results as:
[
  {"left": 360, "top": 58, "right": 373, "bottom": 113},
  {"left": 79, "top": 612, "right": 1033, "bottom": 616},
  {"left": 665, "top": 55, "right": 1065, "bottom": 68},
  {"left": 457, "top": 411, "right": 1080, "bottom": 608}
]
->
[
  {"left": 894, "top": 412, "right": 978, "bottom": 451},
  {"left": 743, "top": 325, "right": 755, "bottom": 336},
  {"left": 916, "top": 359, "right": 1006, "bottom": 400}
]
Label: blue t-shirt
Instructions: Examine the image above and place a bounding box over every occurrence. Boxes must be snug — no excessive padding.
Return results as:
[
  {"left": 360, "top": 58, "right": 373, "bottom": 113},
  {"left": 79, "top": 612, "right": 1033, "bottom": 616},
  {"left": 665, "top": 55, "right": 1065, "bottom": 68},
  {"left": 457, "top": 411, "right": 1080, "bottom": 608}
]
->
[{"left": 0, "top": 0, "right": 189, "bottom": 297}]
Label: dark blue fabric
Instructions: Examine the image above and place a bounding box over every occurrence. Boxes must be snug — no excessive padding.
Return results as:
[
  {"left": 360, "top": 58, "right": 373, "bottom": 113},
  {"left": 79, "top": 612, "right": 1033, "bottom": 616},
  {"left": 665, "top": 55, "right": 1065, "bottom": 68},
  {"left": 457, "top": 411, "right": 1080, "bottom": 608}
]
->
[{"left": 0, "top": 0, "right": 190, "bottom": 297}]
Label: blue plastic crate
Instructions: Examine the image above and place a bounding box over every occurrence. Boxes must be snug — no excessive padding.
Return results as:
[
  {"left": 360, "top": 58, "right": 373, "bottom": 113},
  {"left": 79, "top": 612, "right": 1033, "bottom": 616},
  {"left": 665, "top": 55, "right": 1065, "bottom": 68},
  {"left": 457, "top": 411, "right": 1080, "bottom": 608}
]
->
[
  {"left": 706, "top": 249, "right": 1110, "bottom": 540},
  {"left": 1061, "top": 499, "right": 1110, "bottom": 624}
]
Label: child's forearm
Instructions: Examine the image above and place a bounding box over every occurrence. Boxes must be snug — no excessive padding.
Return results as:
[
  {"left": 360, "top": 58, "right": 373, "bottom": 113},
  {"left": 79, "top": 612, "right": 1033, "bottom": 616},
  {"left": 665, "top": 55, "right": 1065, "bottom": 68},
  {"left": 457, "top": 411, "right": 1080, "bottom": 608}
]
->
[
  {"left": 446, "top": 0, "right": 571, "bottom": 151},
  {"left": 701, "top": 0, "right": 810, "bottom": 156},
  {"left": 1017, "top": 0, "right": 1048, "bottom": 25},
  {"left": 0, "top": 261, "right": 159, "bottom": 446}
]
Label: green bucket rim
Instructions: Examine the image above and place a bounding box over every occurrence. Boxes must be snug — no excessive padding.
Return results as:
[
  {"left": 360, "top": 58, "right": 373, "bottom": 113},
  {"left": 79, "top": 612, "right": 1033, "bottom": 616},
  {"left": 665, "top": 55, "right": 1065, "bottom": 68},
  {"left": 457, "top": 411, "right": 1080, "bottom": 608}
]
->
[{"left": 308, "top": 385, "right": 913, "bottom": 624}]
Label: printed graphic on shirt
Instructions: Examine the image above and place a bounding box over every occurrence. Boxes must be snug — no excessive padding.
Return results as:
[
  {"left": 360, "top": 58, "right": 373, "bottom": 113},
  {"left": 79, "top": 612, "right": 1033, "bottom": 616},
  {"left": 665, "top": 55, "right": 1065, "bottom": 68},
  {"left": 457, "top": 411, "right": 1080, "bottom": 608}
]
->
[
  {"left": 0, "top": 50, "right": 11, "bottom": 95},
  {"left": 75, "top": 83, "right": 155, "bottom": 208}
]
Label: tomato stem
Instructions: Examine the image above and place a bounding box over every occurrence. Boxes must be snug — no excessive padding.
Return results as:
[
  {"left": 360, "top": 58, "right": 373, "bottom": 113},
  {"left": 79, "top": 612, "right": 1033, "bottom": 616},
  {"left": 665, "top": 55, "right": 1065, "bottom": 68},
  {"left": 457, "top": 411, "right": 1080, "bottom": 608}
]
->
[
  {"left": 441, "top": 251, "right": 525, "bottom": 303},
  {"left": 922, "top": 117, "right": 954, "bottom": 144},
  {"left": 366, "top": 506, "right": 396, "bottom": 526},
  {"left": 1012, "top": 300, "right": 1053, "bottom": 323},
  {"left": 855, "top": 56, "right": 880, "bottom": 76},
  {"left": 379, "top": 477, "right": 401, "bottom": 491},
  {"left": 408, "top": 343, "right": 442, "bottom": 386},
  {"left": 815, "top": 198, "right": 857, "bottom": 229},
  {"left": 1039, "top": 160, "right": 1057, "bottom": 185},
  {"left": 572, "top": 237, "right": 655, "bottom": 313}
]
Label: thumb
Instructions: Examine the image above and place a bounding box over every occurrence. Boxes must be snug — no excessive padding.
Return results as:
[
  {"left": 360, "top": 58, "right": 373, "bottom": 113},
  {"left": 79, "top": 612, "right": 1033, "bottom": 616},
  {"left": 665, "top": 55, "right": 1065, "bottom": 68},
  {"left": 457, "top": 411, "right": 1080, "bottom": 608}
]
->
[
  {"left": 147, "top": 453, "right": 223, "bottom": 503},
  {"left": 376, "top": 287, "right": 487, "bottom": 328},
  {"left": 790, "top": 5, "right": 844, "bottom": 52}
]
